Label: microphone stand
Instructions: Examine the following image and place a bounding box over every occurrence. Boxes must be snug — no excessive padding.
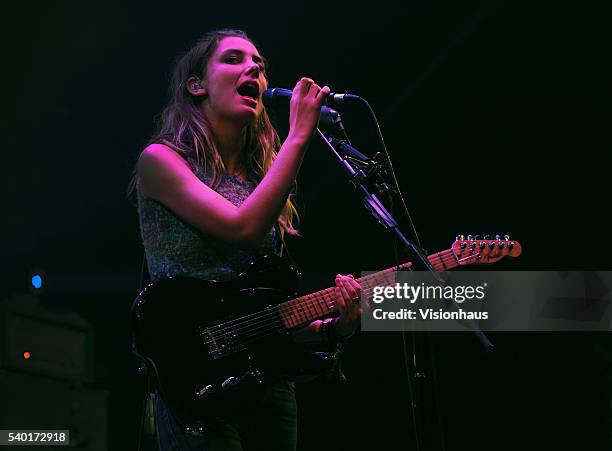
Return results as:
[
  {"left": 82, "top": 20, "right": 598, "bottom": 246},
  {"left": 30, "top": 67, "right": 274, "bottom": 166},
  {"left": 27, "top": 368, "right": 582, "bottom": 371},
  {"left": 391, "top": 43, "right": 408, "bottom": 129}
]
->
[
  {"left": 316, "top": 128, "right": 494, "bottom": 451},
  {"left": 318, "top": 129, "right": 439, "bottom": 279},
  {"left": 316, "top": 129, "right": 494, "bottom": 349}
]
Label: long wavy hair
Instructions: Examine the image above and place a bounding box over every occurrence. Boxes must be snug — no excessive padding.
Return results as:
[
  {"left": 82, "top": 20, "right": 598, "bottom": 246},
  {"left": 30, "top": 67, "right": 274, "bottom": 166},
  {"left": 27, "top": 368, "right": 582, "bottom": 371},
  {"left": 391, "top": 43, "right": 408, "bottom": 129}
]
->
[{"left": 129, "top": 29, "right": 298, "bottom": 235}]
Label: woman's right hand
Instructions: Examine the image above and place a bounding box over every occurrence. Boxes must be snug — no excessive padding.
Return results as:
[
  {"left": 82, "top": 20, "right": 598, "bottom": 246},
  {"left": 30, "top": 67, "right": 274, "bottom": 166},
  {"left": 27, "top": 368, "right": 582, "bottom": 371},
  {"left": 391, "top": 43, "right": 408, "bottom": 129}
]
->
[{"left": 287, "top": 77, "right": 330, "bottom": 145}]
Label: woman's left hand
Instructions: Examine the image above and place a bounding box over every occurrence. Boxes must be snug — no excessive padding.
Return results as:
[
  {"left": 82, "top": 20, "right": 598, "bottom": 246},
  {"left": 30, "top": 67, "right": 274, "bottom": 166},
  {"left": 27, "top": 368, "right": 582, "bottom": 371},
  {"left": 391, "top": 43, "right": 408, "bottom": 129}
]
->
[{"left": 334, "top": 274, "right": 362, "bottom": 337}]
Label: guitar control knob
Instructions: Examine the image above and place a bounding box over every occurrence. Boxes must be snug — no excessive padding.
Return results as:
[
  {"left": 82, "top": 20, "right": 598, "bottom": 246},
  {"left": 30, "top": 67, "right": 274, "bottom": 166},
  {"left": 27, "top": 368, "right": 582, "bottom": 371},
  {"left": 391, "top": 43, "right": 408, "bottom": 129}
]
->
[
  {"left": 195, "top": 384, "right": 215, "bottom": 400},
  {"left": 221, "top": 376, "right": 240, "bottom": 391},
  {"left": 508, "top": 241, "right": 514, "bottom": 249},
  {"left": 185, "top": 425, "right": 205, "bottom": 435},
  {"left": 480, "top": 242, "right": 486, "bottom": 249}
]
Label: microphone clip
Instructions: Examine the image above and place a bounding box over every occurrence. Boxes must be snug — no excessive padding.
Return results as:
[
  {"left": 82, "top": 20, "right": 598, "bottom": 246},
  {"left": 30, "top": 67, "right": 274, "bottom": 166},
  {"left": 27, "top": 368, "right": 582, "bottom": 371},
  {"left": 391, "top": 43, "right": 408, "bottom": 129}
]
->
[
  {"left": 319, "top": 106, "right": 345, "bottom": 132},
  {"left": 328, "top": 138, "right": 393, "bottom": 196},
  {"left": 350, "top": 154, "right": 394, "bottom": 196}
]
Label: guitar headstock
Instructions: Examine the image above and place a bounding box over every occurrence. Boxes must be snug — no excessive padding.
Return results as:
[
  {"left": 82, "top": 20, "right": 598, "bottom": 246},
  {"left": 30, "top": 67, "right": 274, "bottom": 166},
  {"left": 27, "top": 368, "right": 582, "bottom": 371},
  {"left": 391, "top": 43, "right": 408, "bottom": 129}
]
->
[{"left": 452, "top": 234, "right": 522, "bottom": 265}]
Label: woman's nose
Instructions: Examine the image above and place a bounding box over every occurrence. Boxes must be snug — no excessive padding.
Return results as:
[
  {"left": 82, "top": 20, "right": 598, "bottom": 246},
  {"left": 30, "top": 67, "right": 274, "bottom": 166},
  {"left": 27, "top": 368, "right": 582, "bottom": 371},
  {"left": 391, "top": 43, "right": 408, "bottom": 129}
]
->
[{"left": 245, "top": 62, "right": 261, "bottom": 77}]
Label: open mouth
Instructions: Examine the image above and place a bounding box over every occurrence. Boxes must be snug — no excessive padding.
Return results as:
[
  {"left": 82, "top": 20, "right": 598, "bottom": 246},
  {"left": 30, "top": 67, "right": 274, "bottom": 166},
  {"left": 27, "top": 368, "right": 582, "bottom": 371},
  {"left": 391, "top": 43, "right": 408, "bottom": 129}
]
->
[{"left": 237, "top": 81, "right": 260, "bottom": 102}]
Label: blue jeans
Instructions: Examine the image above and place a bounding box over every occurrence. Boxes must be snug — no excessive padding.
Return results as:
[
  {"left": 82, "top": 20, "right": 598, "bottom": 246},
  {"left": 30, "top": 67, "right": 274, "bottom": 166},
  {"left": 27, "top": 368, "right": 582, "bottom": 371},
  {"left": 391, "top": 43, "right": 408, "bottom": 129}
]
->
[{"left": 155, "top": 381, "right": 297, "bottom": 451}]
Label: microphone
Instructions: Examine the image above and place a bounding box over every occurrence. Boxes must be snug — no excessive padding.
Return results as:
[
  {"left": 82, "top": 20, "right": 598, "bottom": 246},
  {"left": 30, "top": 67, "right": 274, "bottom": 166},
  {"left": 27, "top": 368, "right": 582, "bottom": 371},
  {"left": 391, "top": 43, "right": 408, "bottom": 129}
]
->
[
  {"left": 262, "top": 87, "right": 359, "bottom": 108},
  {"left": 263, "top": 88, "right": 346, "bottom": 130}
]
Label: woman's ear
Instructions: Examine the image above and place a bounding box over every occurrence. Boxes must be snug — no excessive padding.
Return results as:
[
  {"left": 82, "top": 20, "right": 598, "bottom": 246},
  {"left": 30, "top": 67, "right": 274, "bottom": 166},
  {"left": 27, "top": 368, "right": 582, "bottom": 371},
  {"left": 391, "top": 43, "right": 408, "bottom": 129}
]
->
[{"left": 187, "top": 75, "right": 207, "bottom": 97}]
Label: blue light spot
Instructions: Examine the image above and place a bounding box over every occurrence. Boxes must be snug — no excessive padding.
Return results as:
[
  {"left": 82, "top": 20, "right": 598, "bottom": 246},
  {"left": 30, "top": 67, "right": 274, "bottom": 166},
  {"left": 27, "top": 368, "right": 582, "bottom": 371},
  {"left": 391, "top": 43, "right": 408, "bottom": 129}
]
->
[{"left": 31, "top": 275, "right": 43, "bottom": 289}]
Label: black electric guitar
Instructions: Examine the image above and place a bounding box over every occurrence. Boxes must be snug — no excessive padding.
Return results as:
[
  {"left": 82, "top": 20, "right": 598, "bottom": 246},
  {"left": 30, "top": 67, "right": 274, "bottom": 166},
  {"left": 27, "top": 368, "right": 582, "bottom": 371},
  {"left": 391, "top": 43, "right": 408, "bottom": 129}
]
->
[{"left": 131, "top": 236, "right": 521, "bottom": 426}]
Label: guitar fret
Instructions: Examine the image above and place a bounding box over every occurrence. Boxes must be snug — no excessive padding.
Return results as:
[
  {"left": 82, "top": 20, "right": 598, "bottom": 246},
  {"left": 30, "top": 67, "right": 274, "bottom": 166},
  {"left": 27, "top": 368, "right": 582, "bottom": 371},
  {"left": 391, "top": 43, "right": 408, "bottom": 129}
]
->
[
  {"left": 292, "top": 298, "right": 305, "bottom": 324},
  {"left": 314, "top": 293, "right": 325, "bottom": 316},
  {"left": 299, "top": 298, "right": 310, "bottom": 322},
  {"left": 279, "top": 302, "right": 295, "bottom": 329},
  {"left": 310, "top": 293, "right": 325, "bottom": 317},
  {"left": 275, "top": 242, "right": 512, "bottom": 330},
  {"left": 428, "top": 250, "right": 459, "bottom": 272},
  {"left": 306, "top": 296, "right": 317, "bottom": 320},
  {"left": 437, "top": 252, "right": 447, "bottom": 271},
  {"left": 285, "top": 301, "right": 296, "bottom": 328},
  {"left": 314, "top": 290, "right": 329, "bottom": 316},
  {"left": 301, "top": 296, "right": 312, "bottom": 321},
  {"left": 321, "top": 288, "right": 334, "bottom": 313},
  {"left": 277, "top": 304, "right": 287, "bottom": 327}
]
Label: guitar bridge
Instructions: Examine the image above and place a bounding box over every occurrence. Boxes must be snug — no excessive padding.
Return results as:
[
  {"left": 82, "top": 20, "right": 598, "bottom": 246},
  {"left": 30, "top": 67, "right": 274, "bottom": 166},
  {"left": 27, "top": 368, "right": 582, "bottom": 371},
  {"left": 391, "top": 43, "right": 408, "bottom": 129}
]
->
[{"left": 199, "top": 323, "right": 246, "bottom": 359}]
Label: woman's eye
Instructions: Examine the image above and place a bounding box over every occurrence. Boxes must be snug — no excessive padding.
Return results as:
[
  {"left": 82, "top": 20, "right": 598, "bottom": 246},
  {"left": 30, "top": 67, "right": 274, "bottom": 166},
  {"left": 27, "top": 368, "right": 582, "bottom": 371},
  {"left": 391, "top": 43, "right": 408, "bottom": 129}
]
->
[{"left": 226, "top": 55, "right": 240, "bottom": 63}]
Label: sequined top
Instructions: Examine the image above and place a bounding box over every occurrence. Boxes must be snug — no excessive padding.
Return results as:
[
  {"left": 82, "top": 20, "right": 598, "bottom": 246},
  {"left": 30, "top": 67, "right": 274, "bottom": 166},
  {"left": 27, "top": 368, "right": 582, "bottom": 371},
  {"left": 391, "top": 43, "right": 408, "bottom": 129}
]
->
[{"left": 137, "top": 158, "right": 278, "bottom": 282}]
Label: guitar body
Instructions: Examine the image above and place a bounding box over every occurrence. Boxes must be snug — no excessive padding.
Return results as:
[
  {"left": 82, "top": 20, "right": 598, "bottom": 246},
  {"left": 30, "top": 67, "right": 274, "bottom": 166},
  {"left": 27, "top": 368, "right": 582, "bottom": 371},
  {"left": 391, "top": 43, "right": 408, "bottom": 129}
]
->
[{"left": 131, "top": 255, "right": 335, "bottom": 426}]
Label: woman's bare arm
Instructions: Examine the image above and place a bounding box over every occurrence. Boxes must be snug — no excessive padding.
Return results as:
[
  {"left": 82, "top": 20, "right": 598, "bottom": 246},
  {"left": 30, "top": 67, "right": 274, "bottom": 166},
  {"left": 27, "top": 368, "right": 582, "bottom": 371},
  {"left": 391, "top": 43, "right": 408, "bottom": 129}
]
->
[{"left": 138, "top": 78, "right": 329, "bottom": 245}]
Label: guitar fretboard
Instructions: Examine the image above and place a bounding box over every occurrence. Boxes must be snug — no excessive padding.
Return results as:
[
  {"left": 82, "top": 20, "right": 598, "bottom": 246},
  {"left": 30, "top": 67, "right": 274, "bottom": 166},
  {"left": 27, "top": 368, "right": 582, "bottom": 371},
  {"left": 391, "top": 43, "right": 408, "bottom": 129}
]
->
[{"left": 278, "top": 248, "right": 460, "bottom": 329}]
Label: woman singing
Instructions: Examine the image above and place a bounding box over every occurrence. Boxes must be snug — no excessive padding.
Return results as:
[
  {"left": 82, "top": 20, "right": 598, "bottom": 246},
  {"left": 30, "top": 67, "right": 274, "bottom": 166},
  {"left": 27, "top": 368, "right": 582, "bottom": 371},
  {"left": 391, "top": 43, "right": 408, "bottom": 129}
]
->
[{"left": 132, "top": 29, "right": 361, "bottom": 450}]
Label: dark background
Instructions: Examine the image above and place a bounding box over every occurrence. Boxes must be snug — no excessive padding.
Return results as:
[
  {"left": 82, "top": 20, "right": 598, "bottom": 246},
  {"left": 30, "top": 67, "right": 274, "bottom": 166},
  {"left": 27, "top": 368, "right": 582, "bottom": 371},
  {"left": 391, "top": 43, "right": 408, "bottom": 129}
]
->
[{"left": 2, "top": 0, "right": 610, "bottom": 449}]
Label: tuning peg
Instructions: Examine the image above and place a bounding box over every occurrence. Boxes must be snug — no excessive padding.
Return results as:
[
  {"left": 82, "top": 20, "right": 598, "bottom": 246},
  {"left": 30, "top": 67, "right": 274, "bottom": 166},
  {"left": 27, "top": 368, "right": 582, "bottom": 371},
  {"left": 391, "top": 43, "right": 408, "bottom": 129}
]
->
[
  {"left": 495, "top": 234, "right": 501, "bottom": 240},
  {"left": 467, "top": 234, "right": 473, "bottom": 240},
  {"left": 504, "top": 234, "right": 510, "bottom": 240},
  {"left": 456, "top": 234, "right": 465, "bottom": 241},
  {"left": 484, "top": 234, "right": 492, "bottom": 240},
  {"left": 474, "top": 234, "right": 482, "bottom": 240},
  {"left": 195, "top": 384, "right": 216, "bottom": 400}
]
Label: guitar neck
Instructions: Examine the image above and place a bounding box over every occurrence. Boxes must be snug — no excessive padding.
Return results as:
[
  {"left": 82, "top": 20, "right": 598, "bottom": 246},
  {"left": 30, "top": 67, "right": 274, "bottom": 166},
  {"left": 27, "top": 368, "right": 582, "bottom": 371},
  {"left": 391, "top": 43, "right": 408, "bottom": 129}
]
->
[
  {"left": 278, "top": 248, "right": 459, "bottom": 329},
  {"left": 427, "top": 248, "right": 461, "bottom": 272}
]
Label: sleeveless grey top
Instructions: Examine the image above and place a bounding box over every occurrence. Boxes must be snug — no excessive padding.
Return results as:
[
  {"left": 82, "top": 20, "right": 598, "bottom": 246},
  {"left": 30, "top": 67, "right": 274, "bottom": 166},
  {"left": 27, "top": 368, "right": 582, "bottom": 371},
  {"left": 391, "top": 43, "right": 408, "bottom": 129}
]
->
[{"left": 137, "top": 159, "right": 278, "bottom": 283}]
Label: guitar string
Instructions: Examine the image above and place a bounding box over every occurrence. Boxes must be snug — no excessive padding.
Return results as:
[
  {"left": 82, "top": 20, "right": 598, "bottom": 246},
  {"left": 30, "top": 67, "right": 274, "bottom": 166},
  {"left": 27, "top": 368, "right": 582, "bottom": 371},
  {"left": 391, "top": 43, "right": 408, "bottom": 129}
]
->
[
  {"left": 208, "top": 274, "right": 368, "bottom": 328},
  {"left": 204, "top": 249, "right": 464, "bottom": 337},
  {"left": 203, "top": 250, "right": 468, "bottom": 343},
  {"left": 205, "top": 287, "right": 379, "bottom": 343},
  {"left": 204, "top": 273, "right": 398, "bottom": 338},
  {"left": 203, "top": 258, "right": 462, "bottom": 344},
  {"left": 202, "top": 259, "right": 429, "bottom": 332},
  {"left": 224, "top": 285, "right": 402, "bottom": 344},
  {"left": 202, "top": 256, "right": 458, "bottom": 342},
  {"left": 206, "top": 246, "right": 512, "bottom": 344},
  {"left": 206, "top": 285, "right": 387, "bottom": 344},
  {"left": 233, "top": 269, "right": 478, "bottom": 343},
  {"left": 202, "top": 285, "right": 338, "bottom": 332},
  {"left": 205, "top": 268, "right": 482, "bottom": 345}
]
